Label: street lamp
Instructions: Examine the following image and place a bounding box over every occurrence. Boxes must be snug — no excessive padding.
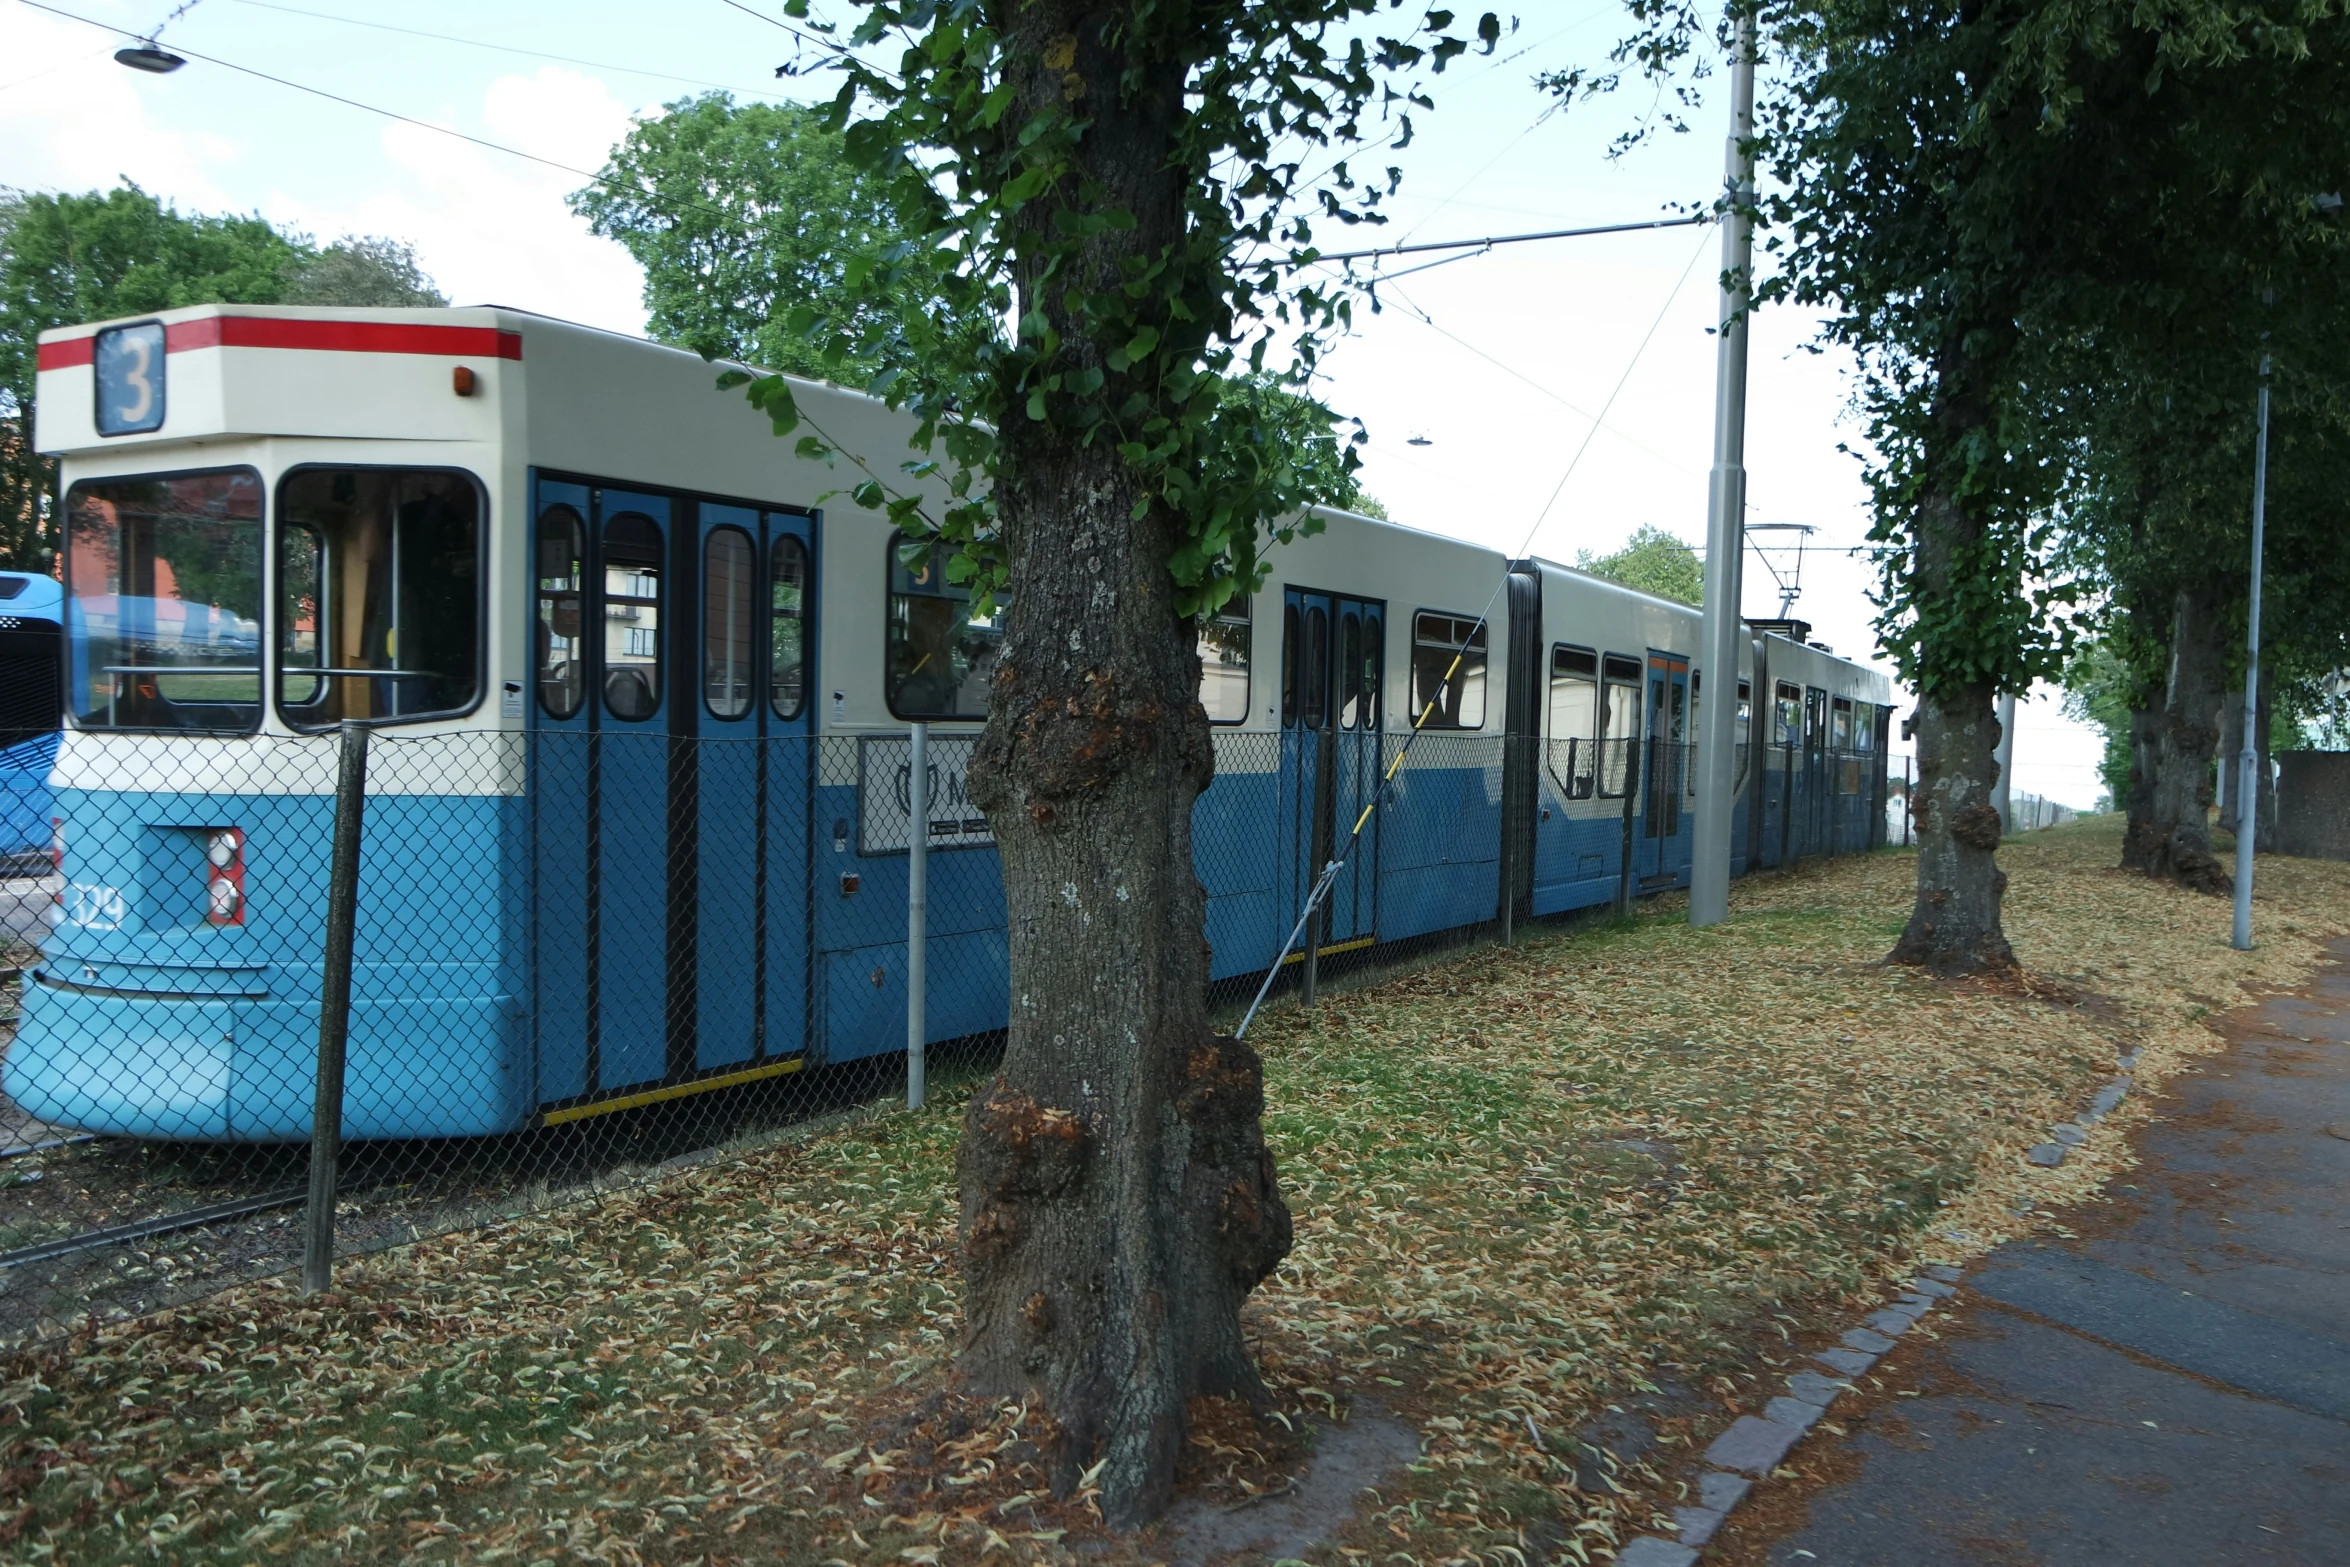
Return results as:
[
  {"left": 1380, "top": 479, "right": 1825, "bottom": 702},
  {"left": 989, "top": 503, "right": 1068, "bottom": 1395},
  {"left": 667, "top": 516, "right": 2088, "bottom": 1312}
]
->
[{"left": 114, "top": 43, "right": 186, "bottom": 73}]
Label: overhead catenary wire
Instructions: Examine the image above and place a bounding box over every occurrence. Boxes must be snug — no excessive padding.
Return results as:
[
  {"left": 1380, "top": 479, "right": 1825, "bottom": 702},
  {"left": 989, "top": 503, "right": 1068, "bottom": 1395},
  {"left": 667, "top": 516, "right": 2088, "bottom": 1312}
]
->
[
  {"left": 1237, "top": 221, "right": 1717, "bottom": 1037},
  {"left": 15, "top": 0, "right": 751, "bottom": 230},
  {"left": 222, "top": 0, "right": 781, "bottom": 97}
]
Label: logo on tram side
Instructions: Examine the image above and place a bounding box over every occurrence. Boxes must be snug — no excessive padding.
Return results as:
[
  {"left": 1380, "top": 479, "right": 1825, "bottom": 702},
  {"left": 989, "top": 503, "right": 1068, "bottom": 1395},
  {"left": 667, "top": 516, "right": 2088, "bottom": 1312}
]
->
[{"left": 856, "top": 735, "right": 993, "bottom": 854}]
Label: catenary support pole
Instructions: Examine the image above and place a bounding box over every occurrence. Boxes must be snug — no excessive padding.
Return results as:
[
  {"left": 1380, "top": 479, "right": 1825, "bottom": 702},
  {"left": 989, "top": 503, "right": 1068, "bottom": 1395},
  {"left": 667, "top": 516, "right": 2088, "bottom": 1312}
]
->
[
  {"left": 1991, "top": 692, "right": 2017, "bottom": 831},
  {"left": 1690, "top": 7, "right": 1758, "bottom": 928},
  {"left": 303, "top": 719, "right": 369, "bottom": 1296},
  {"left": 907, "top": 722, "right": 928, "bottom": 1108},
  {"left": 2234, "top": 356, "right": 2271, "bottom": 951}
]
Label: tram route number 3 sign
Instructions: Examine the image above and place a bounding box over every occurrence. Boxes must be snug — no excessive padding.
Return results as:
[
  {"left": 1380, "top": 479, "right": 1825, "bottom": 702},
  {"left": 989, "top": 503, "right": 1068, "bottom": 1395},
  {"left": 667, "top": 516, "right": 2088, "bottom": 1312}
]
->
[{"left": 857, "top": 734, "right": 994, "bottom": 855}]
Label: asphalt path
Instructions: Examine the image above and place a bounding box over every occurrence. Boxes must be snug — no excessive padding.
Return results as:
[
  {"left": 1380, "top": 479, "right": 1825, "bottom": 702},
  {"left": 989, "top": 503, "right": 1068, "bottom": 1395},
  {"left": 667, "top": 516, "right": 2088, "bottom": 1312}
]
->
[{"left": 1745, "top": 944, "right": 2350, "bottom": 1566}]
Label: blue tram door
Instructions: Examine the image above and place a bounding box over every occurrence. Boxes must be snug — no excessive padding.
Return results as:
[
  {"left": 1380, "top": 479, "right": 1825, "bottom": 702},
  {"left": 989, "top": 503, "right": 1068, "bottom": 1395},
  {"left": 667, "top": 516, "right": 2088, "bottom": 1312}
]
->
[
  {"left": 1279, "top": 588, "right": 1382, "bottom": 955},
  {"left": 1643, "top": 651, "right": 1691, "bottom": 884},
  {"left": 689, "top": 506, "right": 813, "bottom": 1074},
  {"left": 527, "top": 479, "right": 672, "bottom": 1101}
]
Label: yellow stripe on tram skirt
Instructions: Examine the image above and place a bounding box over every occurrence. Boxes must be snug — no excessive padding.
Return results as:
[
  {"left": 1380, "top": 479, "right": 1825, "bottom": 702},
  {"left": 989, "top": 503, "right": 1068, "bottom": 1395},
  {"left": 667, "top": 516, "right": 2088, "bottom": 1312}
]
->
[
  {"left": 539, "top": 1056, "right": 805, "bottom": 1126},
  {"left": 1282, "top": 935, "right": 1374, "bottom": 966}
]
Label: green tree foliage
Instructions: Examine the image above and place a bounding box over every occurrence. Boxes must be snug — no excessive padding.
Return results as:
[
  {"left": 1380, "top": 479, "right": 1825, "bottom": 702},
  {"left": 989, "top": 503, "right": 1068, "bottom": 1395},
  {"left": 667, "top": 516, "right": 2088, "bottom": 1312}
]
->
[
  {"left": 1576, "top": 522, "right": 1702, "bottom": 605},
  {"left": 0, "top": 183, "right": 445, "bottom": 569},
  {"left": 741, "top": 0, "right": 1498, "bottom": 1526},
  {"left": 572, "top": 93, "right": 980, "bottom": 385}
]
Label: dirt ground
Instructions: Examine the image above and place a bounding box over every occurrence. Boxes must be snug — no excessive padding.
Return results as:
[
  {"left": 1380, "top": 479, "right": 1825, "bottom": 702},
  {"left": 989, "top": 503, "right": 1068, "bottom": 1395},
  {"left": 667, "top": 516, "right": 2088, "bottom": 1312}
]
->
[{"left": 4, "top": 818, "right": 2344, "bottom": 1567}]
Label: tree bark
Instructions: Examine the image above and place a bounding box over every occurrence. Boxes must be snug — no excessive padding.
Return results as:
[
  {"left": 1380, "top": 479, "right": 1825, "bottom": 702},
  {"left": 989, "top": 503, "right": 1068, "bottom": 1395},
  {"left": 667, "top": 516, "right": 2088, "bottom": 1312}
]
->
[
  {"left": 1889, "top": 355, "right": 2016, "bottom": 977},
  {"left": 953, "top": 6, "right": 1291, "bottom": 1531},
  {"left": 1892, "top": 680, "right": 2015, "bottom": 974},
  {"left": 2122, "top": 588, "right": 2231, "bottom": 893}
]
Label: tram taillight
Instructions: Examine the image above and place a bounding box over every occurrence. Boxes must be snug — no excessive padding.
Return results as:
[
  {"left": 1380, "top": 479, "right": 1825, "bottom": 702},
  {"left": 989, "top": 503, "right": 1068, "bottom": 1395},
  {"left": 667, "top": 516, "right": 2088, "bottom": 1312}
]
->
[{"left": 205, "top": 828, "right": 246, "bottom": 926}]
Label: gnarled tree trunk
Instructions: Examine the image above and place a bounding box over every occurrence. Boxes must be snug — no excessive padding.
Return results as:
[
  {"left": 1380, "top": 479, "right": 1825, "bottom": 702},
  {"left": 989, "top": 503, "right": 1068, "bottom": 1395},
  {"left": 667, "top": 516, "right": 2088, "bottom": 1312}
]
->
[
  {"left": 2122, "top": 588, "right": 2231, "bottom": 892},
  {"left": 1890, "top": 358, "right": 2016, "bottom": 977},
  {"left": 954, "top": 8, "right": 1291, "bottom": 1532},
  {"left": 1894, "top": 680, "right": 2015, "bottom": 974}
]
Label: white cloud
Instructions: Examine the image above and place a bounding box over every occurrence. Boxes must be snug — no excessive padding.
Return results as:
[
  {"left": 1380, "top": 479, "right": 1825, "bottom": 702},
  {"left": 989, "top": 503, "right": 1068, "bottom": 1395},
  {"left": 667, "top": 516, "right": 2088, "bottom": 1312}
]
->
[
  {"left": 0, "top": 4, "right": 238, "bottom": 206},
  {"left": 274, "top": 66, "right": 647, "bottom": 333}
]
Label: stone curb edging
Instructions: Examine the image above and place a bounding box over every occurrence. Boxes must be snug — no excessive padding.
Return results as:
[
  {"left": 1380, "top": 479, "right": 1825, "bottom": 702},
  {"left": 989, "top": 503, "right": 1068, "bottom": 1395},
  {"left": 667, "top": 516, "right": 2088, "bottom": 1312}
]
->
[
  {"left": 1607, "top": 1265, "right": 1961, "bottom": 1567},
  {"left": 2026, "top": 1050, "right": 2137, "bottom": 1168},
  {"left": 1610, "top": 1050, "right": 2142, "bottom": 1565}
]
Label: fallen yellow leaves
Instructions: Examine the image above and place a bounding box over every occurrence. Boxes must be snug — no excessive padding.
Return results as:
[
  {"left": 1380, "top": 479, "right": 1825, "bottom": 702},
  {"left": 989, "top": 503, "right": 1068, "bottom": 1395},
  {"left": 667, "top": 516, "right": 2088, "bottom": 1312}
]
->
[{"left": 2, "top": 819, "right": 2340, "bottom": 1567}]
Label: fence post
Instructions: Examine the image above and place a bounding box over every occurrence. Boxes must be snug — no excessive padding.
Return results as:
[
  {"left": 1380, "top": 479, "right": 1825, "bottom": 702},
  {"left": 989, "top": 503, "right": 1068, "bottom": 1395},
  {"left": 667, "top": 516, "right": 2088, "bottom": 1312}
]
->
[
  {"left": 1614, "top": 740, "right": 1639, "bottom": 915},
  {"left": 906, "top": 723, "right": 928, "bottom": 1111},
  {"left": 303, "top": 720, "right": 369, "bottom": 1296},
  {"left": 1499, "top": 734, "right": 1516, "bottom": 947}
]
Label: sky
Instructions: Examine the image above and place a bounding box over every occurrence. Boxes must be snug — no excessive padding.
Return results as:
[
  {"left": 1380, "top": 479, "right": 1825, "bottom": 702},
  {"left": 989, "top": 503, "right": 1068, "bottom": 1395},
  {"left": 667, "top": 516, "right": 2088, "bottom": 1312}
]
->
[{"left": 0, "top": 0, "right": 2109, "bottom": 807}]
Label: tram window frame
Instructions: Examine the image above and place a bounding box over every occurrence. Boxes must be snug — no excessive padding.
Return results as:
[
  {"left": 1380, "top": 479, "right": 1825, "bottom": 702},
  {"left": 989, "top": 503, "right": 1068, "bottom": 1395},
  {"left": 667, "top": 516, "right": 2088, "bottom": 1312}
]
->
[
  {"left": 1548, "top": 644, "right": 1599, "bottom": 799},
  {"left": 1280, "top": 602, "right": 1299, "bottom": 727},
  {"left": 1337, "top": 608, "right": 1363, "bottom": 729},
  {"left": 769, "top": 531, "right": 808, "bottom": 721},
  {"left": 1737, "top": 678, "right": 1752, "bottom": 750},
  {"left": 1410, "top": 610, "right": 1487, "bottom": 730},
  {"left": 702, "top": 525, "right": 756, "bottom": 720},
  {"left": 1775, "top": 680, "right": 1801, "bottom": 745},
  {"left": 884, "top": 539, "right": 1004, "bottom": 721},
  {"left": 271, "top": 464, "right": 488, "bottom": 732},
  {"left": 1598, "top": 653, "right": 1642, "bottom": 796},
  {"left": 63, "top": 464, "right": 267, "bottom": 735},
  {"left": 535, "top": 505, "right": 587, "bottom": 720},
  {"left": 1358, "top": 608, "right": 1383, "bottom": 731},
  {"left": 1300, "top": 604, "right": 1330, "bottom": 730},
  {"left": 1197, "top": 596, "right": 1250, "bottom": 724},
  {"left": 601, "top": 511, "right": 665, "bottom": 722}
]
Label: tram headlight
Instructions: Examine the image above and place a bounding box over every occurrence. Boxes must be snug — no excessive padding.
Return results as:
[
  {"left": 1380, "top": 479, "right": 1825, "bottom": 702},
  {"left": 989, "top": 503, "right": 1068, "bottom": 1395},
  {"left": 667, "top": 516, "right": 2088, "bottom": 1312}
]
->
[{"left": 203, "top": 828, "right": 246, "bottom": 927}]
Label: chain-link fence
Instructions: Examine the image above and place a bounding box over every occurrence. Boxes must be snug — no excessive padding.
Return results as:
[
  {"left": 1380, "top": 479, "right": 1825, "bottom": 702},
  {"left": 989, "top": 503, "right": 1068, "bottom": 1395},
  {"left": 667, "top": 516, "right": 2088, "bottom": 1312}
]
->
[{"left": 0, "top": 723, "right": 1892, "bottom": 1342}]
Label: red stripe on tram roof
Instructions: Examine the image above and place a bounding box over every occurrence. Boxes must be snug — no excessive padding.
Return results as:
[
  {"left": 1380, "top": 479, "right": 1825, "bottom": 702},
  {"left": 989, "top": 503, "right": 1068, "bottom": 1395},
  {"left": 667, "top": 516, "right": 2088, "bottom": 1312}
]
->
[
  {"left": 35, "top": 337, "right": 94, "bottom": 370},
  {"left": 37, "top": 316, "right": 522, "bottom": 370}
]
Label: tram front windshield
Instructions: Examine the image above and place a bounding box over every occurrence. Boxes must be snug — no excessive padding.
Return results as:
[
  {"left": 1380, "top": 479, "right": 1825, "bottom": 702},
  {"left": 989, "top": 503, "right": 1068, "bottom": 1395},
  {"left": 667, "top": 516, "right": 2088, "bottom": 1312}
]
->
[{"left": 65, "top": 469, "right": 264, "bottom": 732}]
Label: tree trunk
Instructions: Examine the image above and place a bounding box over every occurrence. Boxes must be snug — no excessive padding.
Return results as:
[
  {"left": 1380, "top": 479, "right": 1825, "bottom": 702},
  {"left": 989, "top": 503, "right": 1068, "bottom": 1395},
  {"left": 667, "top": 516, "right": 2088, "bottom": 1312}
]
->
[
  {"left": 2123, "top": 588, "right": 2231, "bottom": 893},
  {"left": 2121, "top": 701, "right": 2160, "bottom": 869},
  {"left": 953, "top": 8, "right": 1291, "bottom": 1531},
  {"left": 2216, "top": 666, "right": 2278, "bottom": 852},
  {"left": 1892, "top": 680, "right": 2015, "bottom": 974},
  {"left": 1889, "top": 358, "right": 2016, "bottom": 977}
]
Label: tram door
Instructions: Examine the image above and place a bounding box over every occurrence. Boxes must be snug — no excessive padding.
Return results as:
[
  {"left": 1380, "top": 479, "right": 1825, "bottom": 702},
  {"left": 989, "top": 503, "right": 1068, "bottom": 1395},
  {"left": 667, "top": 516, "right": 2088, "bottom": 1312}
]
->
[
  {"left": 1644, "top": 652, "right": 1690, "bottom": 880},
  {"left": 690, "top": 507, "right": 815, "bottom": 1075},
  {"left": 1280, "top": 588, "right": 1384, "bottom": 954},
  {"left": 528, "top": 480, "right": 672, "bottom": 1101}
]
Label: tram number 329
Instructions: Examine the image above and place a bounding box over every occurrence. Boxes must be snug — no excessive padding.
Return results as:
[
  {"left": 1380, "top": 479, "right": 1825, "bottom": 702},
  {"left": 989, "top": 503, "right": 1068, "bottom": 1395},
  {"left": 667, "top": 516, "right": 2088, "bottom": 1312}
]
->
[{"left": 65, "top": 883, "right": 127, "bottom": 931}]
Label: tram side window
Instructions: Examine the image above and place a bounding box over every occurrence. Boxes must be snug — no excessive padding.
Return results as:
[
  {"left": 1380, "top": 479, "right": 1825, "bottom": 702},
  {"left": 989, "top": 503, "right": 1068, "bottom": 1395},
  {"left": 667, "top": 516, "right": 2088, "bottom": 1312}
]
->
[
  {"left": 1300, "top": 605, "right": 1329, "bottom": 730},
  {"left": 1279, "top": 603, "right": 1299, "bottom": 726},
  {"left": 703, "top": 527, "right": 755, "bottom": 719},
  {"left": 1737, "top": 679, "right": 1752, "bottom": 749},
  {"left": 1548, "top": 645, "right": 1598, "bottom": 798},
  {"left": 275, "top": 468, "right": 481, "bottom": 728},
  {"left": 886, "top": 545, "right": 1003, "bottom": 719},
  {"left": 535, "top": 509, "right": 585, "bottom": 719},
  {"left": 1410, "top": 612, "right": 1486, "bottom": 729},
  {"left": 770, "top": 533, "right": 807, "bottom": 720},
  {"left": 1198, "top": 599, "right": 1250, "bottom": 724},
  {"left": 1599, "top": 653, "right": 1641, "bottom": 795},
  {"left": 1338, "top": 610, "right": 1362, "bottom": 729},
  {"left": 602, "top": 514, "right": 663, "bottom": 721},
  {"left": 65, "top": 469, "right": 264, "bottom": 732},
  {"left": 1774, "top": 680, "right": 1801, "bottom": 745}
]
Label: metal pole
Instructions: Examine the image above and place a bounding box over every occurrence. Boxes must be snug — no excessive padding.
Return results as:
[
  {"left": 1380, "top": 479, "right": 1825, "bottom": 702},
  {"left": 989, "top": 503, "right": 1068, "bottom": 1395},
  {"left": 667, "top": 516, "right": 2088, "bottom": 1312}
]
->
[
  {"left": 2233, "top": 356, "right": 2270, "bottom": 951},
  {"left": 1615, "top": 742, "right": 1639, "bottom": 915},
  {"left": 906, "top": 722, "right": 928, "bottom": 1107},
  {"left": 1904, "top": 755, "right": 1913, "bottom": 847},
  {"left": 1991, "top": 692, "right": 2016, "bottom": 832},
  {"left": 1690, "top": 9, "right": 1758, "bottom": 928},
  {"left": 303, "top": 719, "right": 369, "bottom": 1296},
  {"left": 1499, "top": 735, "right": 1515, "bottom": 946}
]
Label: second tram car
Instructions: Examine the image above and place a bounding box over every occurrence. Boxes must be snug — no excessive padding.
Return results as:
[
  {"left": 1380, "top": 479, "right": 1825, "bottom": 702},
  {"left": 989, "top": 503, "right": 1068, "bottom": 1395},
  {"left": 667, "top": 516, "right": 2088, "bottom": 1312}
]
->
[{"left": 11, "top": 304, "right": 1890, "bottom": 1141}]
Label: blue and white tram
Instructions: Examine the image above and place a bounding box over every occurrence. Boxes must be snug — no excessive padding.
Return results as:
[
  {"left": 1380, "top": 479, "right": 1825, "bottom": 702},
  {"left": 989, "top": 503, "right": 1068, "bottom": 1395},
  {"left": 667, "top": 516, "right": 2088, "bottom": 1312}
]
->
[
  {"left": 11, "top": 304, "right": 1890, "bottom": 1142},
  {"left": 0, "top": 570, "right": 64, "bottom": 870}
]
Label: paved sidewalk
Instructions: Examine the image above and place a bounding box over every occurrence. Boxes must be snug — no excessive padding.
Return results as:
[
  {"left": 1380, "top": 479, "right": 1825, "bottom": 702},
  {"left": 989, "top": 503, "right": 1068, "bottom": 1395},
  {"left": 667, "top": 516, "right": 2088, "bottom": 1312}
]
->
[{"left": 1723, "top": 947, "right": 2350, "bottom": 1566}]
